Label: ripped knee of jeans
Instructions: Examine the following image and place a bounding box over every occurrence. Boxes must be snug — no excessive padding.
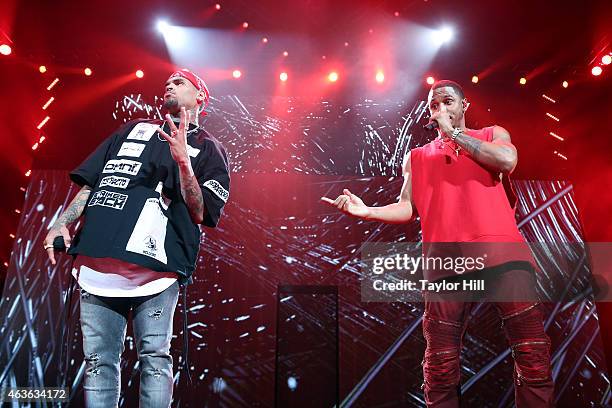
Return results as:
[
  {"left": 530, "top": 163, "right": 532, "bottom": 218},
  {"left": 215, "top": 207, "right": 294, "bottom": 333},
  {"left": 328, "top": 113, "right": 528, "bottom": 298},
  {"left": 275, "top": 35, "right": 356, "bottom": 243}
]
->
[
  {"left": 149, "top": 368, "right": 163, "bottom": 379},
  {"left": 148, "top": 307, "right": 164, "bottom": 320},
  {"left": 85, "top": 352, "right": 101, "bottom": 377}
]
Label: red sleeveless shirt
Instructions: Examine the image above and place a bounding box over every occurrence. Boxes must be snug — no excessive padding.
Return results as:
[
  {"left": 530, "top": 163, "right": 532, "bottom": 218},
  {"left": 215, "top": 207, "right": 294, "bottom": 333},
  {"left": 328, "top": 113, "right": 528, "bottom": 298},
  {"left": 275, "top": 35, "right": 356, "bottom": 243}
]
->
[{"left": 411, "top": 126, "right": 535, "bottom": 278}]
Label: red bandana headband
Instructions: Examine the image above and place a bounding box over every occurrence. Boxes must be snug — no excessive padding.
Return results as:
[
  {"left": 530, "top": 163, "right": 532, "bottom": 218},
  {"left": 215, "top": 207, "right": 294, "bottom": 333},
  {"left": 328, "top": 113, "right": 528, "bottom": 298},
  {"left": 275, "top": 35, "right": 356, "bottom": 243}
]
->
[{"left": 167, "top": 68, "right": 210, "bottom": 112}]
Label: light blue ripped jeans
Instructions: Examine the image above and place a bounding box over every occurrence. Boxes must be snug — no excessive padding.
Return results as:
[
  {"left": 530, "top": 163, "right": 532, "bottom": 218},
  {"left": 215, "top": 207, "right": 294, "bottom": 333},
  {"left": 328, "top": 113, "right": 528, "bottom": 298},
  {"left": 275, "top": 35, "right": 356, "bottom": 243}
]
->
[{"left": 79, "top": 281, "right": 179, "bottom": 408}]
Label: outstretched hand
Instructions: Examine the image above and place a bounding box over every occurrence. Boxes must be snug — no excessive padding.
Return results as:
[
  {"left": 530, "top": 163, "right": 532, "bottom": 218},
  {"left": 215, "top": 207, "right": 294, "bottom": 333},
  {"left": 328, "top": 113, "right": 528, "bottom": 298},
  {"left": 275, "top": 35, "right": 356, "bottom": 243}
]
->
[{"left": 321, "top": 189, "right": 370, "bottom": 218}]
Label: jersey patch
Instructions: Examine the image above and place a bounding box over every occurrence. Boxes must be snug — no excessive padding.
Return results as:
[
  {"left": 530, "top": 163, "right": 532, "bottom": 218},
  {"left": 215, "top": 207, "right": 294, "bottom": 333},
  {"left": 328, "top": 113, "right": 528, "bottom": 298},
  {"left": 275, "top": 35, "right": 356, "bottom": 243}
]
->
[
  {"left": 99, "top": 175, "right": 130, "bottom": 189},
  {"left": 187, "top": 144, "right": 201, "bottom": 158},
  {"left": 127, "top": 122, "right": 158, "bottom": 142},
  {"left": 88, "top": 190, "right": 128, "bottom": 210},
  {"left": 202, "top": 179, "right": 229, "bottom": 203},
  {"left": 118, "top": 142, "right": 146, "bottom": 158},
  {"left": 103, "top": 159, "right": 142, "bottom": 176},
  {"left": 126, "top": 196, "right": 168, "bottom": 264}
]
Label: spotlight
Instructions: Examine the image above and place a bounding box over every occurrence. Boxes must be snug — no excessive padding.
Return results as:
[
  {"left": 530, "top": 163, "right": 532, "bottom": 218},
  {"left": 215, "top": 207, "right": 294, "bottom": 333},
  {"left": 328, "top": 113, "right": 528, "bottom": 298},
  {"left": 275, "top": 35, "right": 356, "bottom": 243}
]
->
[
  {"left": 283, "top": 51, "right": 288, "bottom": 57},
  {"left": 519, "top": 77, "right": 527, "bottom": 85},
  {"left": 262, "top": 37, "right": 268, "bottom": 43},
  {"left": 471, "top": 75, "right": 479, "bottom": 84},
  {"left": 602, "top": 55, "right": 611, "bottom": 65},
  {"left": 215, "top": 3, "right": 221, "bottom": 10},
  {"left": 592, "top": 66, "right": 602, "bottom": 76},
  {"left": 375, "top": 70, "right": 385, "bottom": 83},
  {"left": 242, "top": 22, "right": 249, "bottom": 29},
  {"left": 39, "top": 65, "right": 47, "bottom": 73},
  {"left": 328, "top": 72, "right": 339, "bottom": 82},
  {"left": 136, "top": 70, "right": 144, "bottom": 78},
  {"left": 394, "top": 11, "right": 400, "bottom": 17},
  {"left": 156, "top": 20, "right": 170, "bottom": 34},
  {"left": 426, "top": 76, "right": 435, "bottom": 85},
  {"left": 280, "top": 72, "right": 288, "bottom": 82},
  {"left": 433, "top": 27, "right": 453, "bottom": 44},
  {"left": 562, "top": 81, "right": 568, "bottom": 88},
  {"left": 232, "top": 69, "right": 242, "bottom": 79},
  {"left": 84, "top": 68, "right": 92, "bottom": 76},
  {"left": 0, "top": 44, "right": 12, "bottom": 56}
]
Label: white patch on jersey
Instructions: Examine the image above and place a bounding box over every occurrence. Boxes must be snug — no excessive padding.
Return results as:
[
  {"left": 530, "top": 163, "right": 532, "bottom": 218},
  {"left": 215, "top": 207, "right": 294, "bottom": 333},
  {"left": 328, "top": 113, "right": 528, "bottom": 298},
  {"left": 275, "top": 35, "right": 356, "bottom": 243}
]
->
[
  {"left": 88, "top": 190, "right": 128, "bottom": 210},
  {"left": 126, "top": 182, "right": 168, "bottom": 264},
  {"left": 127, "top": 122, "right": 158, "bottom": 142},
  {"left": 99, "top": 175, "right": 130, "bottom": 189},
  {"left": 103, "top": 159, "right": 142, "bottom": 176},
  {"left": 187, "top": 144, "right": 200, "bottom": 158},
  {"left": 202, "top": 179, "right": 229, "bottom": 203},
  {"left": 118, "top": 142, "right": 146, "bottom": 158}
]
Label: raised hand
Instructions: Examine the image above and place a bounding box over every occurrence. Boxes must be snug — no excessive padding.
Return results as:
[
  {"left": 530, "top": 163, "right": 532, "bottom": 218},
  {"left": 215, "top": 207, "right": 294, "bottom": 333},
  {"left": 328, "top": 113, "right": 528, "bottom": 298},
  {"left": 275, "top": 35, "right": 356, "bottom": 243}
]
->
[
  {"left": 321, "top": 189, "right": 371, "bottom": 219},
  {"left": 157, "top": 107, "right": 192, "bottom": 168}
]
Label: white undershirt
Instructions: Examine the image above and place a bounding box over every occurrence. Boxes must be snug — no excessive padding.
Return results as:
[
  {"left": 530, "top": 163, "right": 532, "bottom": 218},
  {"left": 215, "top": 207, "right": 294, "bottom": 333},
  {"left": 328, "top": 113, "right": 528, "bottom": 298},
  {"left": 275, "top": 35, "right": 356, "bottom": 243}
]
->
[{"left": 72, "top": 255, "right": 177, "bottom": 297}]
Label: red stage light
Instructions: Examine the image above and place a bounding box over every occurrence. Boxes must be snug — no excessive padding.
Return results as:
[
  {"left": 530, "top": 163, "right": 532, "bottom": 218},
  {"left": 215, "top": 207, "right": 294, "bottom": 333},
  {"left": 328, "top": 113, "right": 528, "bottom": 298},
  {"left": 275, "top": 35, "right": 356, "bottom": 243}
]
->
[
  {"left": 232, "top": 69, "right": 242, "bottom": 79},
  {"left": 562, "top": 81, "right": 568, "bottom": 88},
  {"left": 242, "top": 22, "right": 249, "bottom": 29},
  {"left": 0, "top": 44, "right": 12, "bottom": 56},
  {"left": 280, "top": 72, "right": 288, "bottom": 82},
  {"left": 39, "top": 65, "right": 47, "bottom": 73},
  {"left": 262, "top": 37, "right": 268, "bottom": 43},
  {"left": 592, "top": 66, "right": 603, "bottom": 76},
  {"left": 215, "top": 3, "right": 221, "bottom": 10},
  {"left": 426, "top": 76, "right": 435, "bottom": 85},
  {"left": 471, "top": 75, "right": 479, "bottom": 84},
  {"left": 394, "top": 11, "right": 400, "bottom": 17},
  {"left": 84, "top": 68, "right": 92, "bottom": 76},
  {"left": 602, "top": 55, "right": 611, "bottom": 65},
  {"left": 519, "top": 77, "right": 527, "bottom": 85},
  {"left": 328, "top": 72, "right": 339, "bottom": 82},
  {"left": 136, "top": 70, "right": 144, "bottom": 78},
  {"left": 282, "top": 51, "right": 288, "bottom": 57},
  {"left": 375, "top": 70, "right": 385, "bottom": 83}
]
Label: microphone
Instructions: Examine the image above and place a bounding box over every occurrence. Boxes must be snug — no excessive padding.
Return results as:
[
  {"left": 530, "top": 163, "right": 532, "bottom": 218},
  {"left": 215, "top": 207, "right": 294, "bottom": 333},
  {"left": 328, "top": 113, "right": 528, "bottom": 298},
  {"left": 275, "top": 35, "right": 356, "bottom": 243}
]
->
[{"left": 423, "top": 120, "right": 439, "bottom": 131}]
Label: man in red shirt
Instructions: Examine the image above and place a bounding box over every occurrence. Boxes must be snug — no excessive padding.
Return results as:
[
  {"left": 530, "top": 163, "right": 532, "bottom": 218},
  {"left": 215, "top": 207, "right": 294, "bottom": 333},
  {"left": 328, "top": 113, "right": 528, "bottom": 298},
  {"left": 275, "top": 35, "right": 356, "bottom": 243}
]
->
[{"left": 322, "top": 80, "right": 554, "bottom": 407}]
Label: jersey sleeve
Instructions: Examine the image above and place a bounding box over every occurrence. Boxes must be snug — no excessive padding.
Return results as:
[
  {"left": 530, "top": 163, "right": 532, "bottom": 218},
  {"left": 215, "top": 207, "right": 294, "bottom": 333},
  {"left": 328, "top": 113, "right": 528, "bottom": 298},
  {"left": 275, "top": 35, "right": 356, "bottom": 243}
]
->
[
  {"left": 69, "top": 122, "right": 135, "bottom": 187},
  {"left": 194, "top": 139, "right": 231, "bottom": 227}
]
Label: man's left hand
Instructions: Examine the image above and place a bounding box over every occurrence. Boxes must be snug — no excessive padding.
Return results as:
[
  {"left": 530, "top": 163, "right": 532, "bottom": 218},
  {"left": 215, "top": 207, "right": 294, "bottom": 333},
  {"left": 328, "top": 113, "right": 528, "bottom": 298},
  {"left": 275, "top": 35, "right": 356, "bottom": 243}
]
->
[{"left": 157, "top": 107, "right": 191, "bottom": 167}]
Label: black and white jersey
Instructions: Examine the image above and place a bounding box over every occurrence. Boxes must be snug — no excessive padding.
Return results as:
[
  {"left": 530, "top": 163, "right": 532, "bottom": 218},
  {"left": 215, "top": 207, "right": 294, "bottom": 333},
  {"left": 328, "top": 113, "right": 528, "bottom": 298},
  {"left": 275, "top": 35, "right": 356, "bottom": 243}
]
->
[{"left": 67, "top": 119, "right": 230, "bottom": 283}]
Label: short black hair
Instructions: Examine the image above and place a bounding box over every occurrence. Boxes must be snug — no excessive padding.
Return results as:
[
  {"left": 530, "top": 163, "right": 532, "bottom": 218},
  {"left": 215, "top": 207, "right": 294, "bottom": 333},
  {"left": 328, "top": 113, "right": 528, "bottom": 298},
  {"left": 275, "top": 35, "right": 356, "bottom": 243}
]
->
[{"left": 431, "top": 80, "right": 464, "bottom": 99}]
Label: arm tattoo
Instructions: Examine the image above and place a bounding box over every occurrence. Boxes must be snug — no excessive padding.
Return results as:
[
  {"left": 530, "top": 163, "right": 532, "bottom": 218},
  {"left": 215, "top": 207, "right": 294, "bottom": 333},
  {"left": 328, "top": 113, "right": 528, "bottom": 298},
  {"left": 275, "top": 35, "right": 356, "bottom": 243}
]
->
[
  {"left": 54, "top": 186, "right": 92, "bottom": 228},
  {"left": 179, "top": 168, "right": 206, "bottom": 223},
  {"left": 458, "top": 134, "right": 483, "bottom": 159}
]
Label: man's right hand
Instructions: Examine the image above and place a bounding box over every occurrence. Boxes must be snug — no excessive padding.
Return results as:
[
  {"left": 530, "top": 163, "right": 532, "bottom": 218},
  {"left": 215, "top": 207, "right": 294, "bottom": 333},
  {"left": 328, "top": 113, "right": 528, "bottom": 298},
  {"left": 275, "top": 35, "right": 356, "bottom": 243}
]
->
[
  {"left": 43, "top": 225, "right": 71, "bottom": 265},
  {"left": 321, "top": 189, "right": 371, "bottom": 219}
]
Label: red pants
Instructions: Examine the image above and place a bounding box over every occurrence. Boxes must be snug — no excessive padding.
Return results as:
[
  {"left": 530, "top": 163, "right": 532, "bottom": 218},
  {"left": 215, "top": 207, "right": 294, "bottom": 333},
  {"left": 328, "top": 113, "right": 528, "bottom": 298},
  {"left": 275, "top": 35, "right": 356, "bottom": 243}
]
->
[{"left": 422, "top": 269, "right": 554, "bottom": 407}]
